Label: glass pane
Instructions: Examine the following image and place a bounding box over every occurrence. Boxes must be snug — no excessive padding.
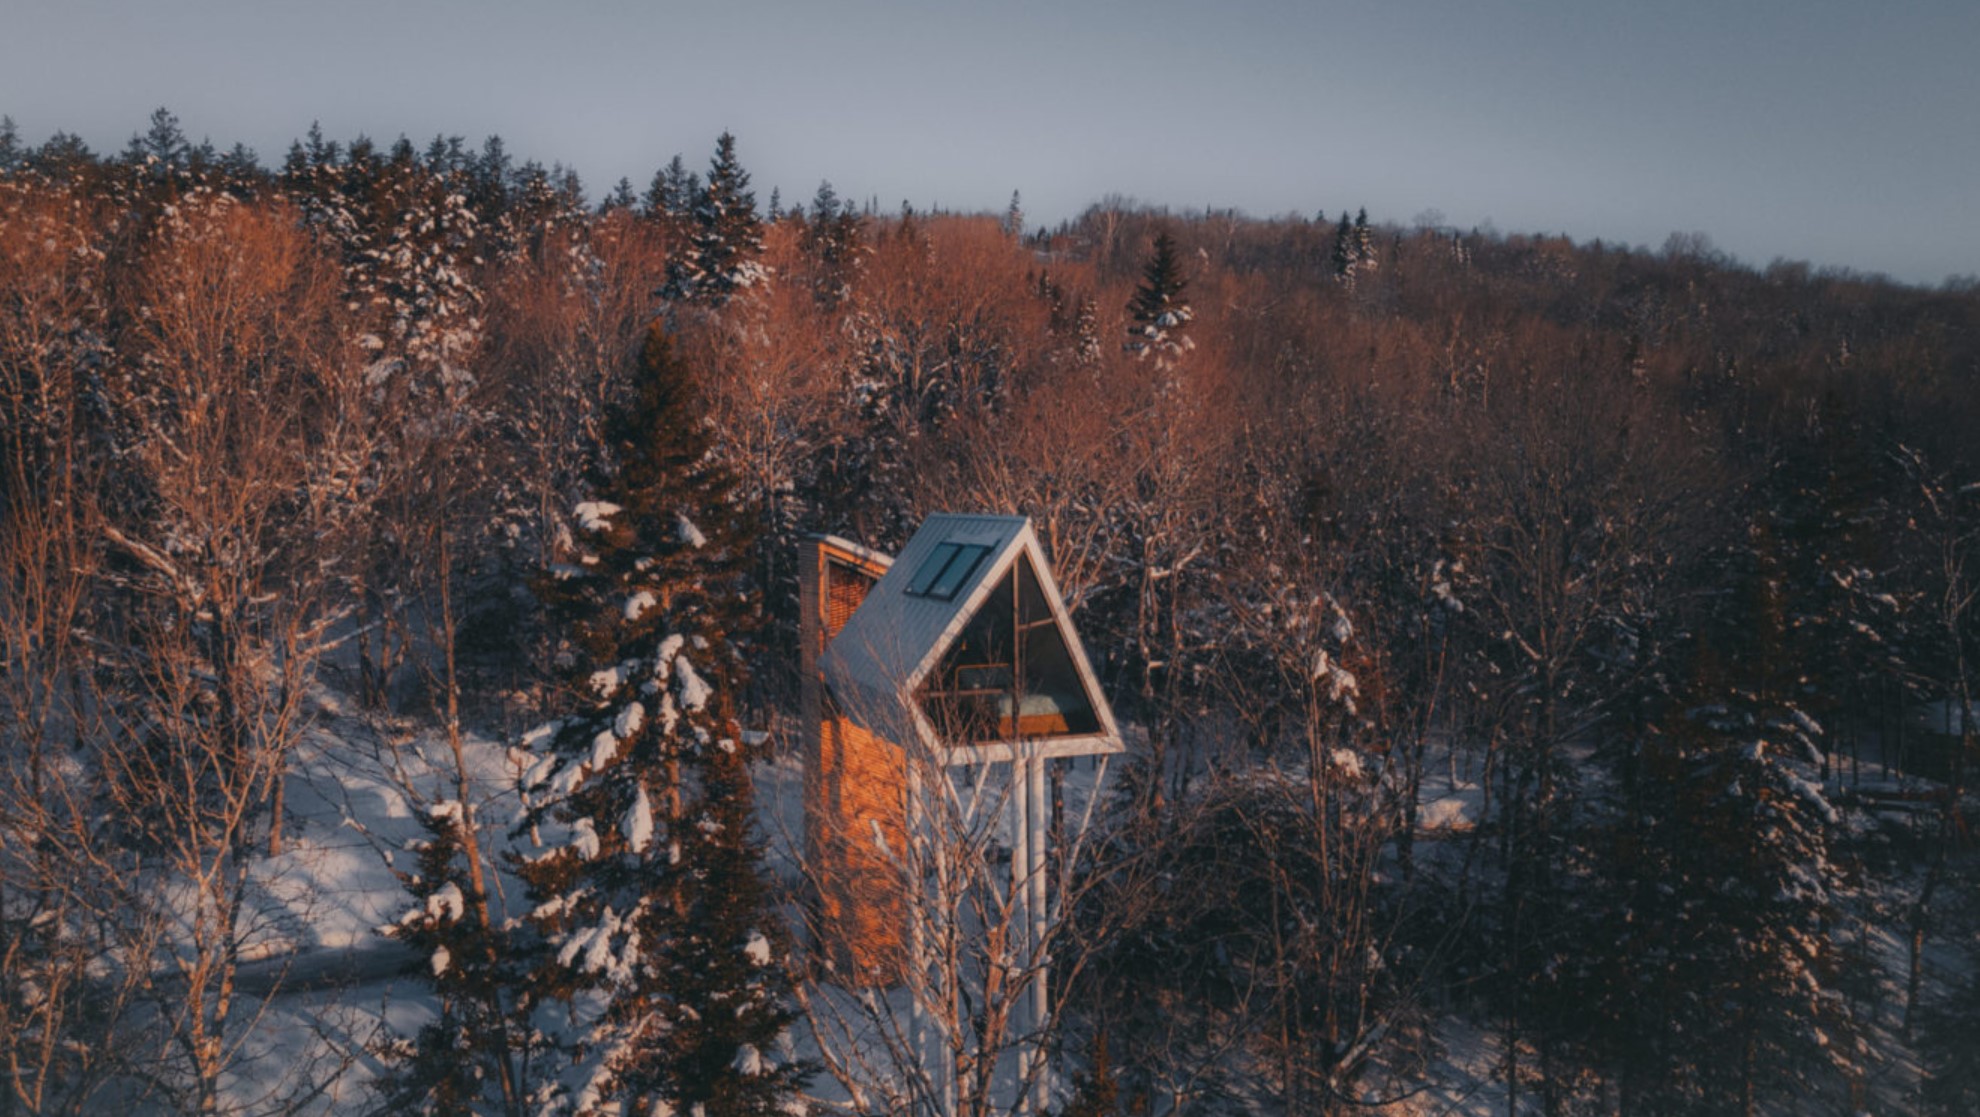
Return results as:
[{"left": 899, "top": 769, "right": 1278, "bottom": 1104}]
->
[
  {"left": 1016, "top": 556, "right": 1100, "bottom": 735},
  {"left": 1020, "top": 616, "right": 1101, "bottom": 736},
  {"left": 921, "top": 569, "right": 1015, "bottom": 739},
  {"left": 1017, "top": 552, "right": 1055, "bottom": 625},
  {"left": 925, "top": 544, "right": 989, "bottom": 600},
  {"left": 920, "top": 557, "right": 1103, "bottom": 743},
  {"left": 906, "top": 542, "right": 960, "bottom": 596}
]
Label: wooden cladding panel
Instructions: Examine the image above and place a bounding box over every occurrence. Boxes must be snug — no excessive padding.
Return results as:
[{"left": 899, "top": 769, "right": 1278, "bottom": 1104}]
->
[
  {"left": 810, "top": 710, "right": 908, "bottom": 982},
  {"left": 799, "top": 536, "right": 905, "bottom": 985}
]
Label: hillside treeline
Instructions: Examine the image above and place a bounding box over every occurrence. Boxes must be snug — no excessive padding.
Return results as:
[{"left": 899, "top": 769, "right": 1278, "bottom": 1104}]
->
[{"left": 3, "top": 113, "right": 1980, "bottom": 1115}]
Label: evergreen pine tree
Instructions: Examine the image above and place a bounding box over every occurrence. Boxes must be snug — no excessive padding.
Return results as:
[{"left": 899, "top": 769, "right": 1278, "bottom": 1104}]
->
[
  {"left": 601, "top": 177, "right": 637, "bottom": 214},
  {"left": 217, "top": 142, "right": 261, "bottom": 185},
  {"left": 556, "top": 165, "right": 587, "bottom": 209},
  {"left": 29, "top": 131, "right": 97, "bottom": 181},
  {"left": 465, "top": 135, "right": 513, "bottom": 217},
  {"left": 662, "top": 133, "right": 768, "bottom": 307},
  {"left": 423, "top": 133, "right": 468, "bottom": 175},
  {"left": 185, "top": 137, "right": 218, "bottom": 174},
  {"left": 0, "top": 116, "right": 23, "bottom": 172},
  {"left": 279, "top": 128, "right": 485, "bottom": 392},
  {"left": 1124, "top": 230, "right": 1193, "bottom": 367},
  {"left": 279, "top": 139, "right": 308, "bottom": 179},
  {"left": 133, "top": 106, "right": 188, "bottom": 170},
  {"left": 1571, "top": 537, "right": 1863, "bottom": 1113},
  {"left": 1624, "top": 695, "right": 1859, "bottom": 1112},
  {"left": 802, "top": 180, "right": 861, "bottom": 308},
  {"left": 304, "top": 120, "right": 337, "bottom": 167},
  {"left": 1328, "top": 209, "right": 1355, "bottom": 281},
  {"left": 379, "top": 800, "right": 540, "bottom": 1115},
  {"left": 618, "top": 707, "right": 808, "bottom": 1117},
  {"left": 645, "top": 153, "right": 699, "bottom": 221},
  {"left": 809, "top": 179, "right": 840, "bottom": 223},
  {"left": 1073, "top": 293, "right": 1103, "bottom": 368},
  {"left": 1036, "top": 270, "right": 1066, "bottom": 328},
  {"left": 513, "top": 323, "right": 803, "bottom": 1116},
  {"left": 120, "top": 106, "right": 188, "bottom": 188},
  {"left": 1005, "top": 189, "right": 1024, "bottom": 239},
  {"left": 1352, "top": 207, "right": 1378, "bottom": 274},
  {"left": 766, "top": 186, "right": 781, "bottom": 222}
]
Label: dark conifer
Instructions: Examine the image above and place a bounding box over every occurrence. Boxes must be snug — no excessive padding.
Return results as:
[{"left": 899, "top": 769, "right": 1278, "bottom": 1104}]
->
[
  {"left": 423, "top": 133, "right": 467, "bottom": 175},
  {"left": 1352, "top": 207, "right": 1377, "bottom": 273},
  {"left": 601, "top": 176, "right": 637, "bottom": 213},
  {"left": 467, "top": 135, "right": 512, "bottom": 218},
  {"left": 217, "top": 143, "right": 261, "bottom": 184},
  {"left": 512, "top": 323, "right": 802, "bottom": 1115},
  {"left": 809, "top": 179, "right": 840, "bottom": 223},
  {"left": 29, "top": 131, "right": 96, "bottom": 181},
  {"left": 645, "top": 153, "right": 699, "bottom": 221},
  {"left": 1125, "top": 230, "right": 1193, "bottom": 365},
  {"left": 127, "top": 106, "right": 187, "bottom": 171},
  {"left": 378, "top": 801, "right": 538, "bottom": 1115},
  {"left": 303, "top": 121, "right": 337, "bottom": 168},
  {"left": 1036, "top": 270, "right": 1067, "bottom": 328},
  {"left": 662, "top": 133, "right": 767, "bottom": 306},
  {"left": 1569, "top": 537, "right": 1864, "bottom": 1113},
  {"left": 1330, "top": 209, "right": 1355, "bottom": 280},
  {"left": 802, "top": 179, "right": 863, "bottom": 307},
  {"left": 1073, "top": 293, "right": 1103, "bottom": 367}
]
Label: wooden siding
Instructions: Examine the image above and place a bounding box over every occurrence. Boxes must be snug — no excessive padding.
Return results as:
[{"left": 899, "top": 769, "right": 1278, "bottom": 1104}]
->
[{"left": 799, "top": 537, "right": 906, "bottom": 983}]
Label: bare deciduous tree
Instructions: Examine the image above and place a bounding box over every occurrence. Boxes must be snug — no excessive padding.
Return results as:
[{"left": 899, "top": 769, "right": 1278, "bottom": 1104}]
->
[{"left": 86, "top": 190, "right": 360, "bottom": 1112}]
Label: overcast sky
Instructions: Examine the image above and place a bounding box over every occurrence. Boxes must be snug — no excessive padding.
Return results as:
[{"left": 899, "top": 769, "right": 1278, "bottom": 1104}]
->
[{"left": 3, "top": 0, "right": 1974, "bottom": 284}]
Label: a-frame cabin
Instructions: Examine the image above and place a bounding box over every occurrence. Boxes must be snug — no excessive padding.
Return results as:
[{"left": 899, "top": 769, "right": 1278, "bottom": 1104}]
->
[
  {"left": 802, "top": 514, "right": 1122, "bottom": 980},
  {"left": 822, "top": 514, "right": 1121, "bottom": 765}
]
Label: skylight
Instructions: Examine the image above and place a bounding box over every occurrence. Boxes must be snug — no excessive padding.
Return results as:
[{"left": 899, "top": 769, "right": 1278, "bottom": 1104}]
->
[{"left": 904, "top": 542, "right": 991, "bottom": 601}]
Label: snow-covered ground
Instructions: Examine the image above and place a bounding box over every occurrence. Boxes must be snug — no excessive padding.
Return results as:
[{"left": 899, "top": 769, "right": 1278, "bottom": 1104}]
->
[
  {"left": 178, "top": 686, "right": 529, "bottom": 1111},
  {"left": 159, "top": 689, "right": 1973, "bottom": 1115}
]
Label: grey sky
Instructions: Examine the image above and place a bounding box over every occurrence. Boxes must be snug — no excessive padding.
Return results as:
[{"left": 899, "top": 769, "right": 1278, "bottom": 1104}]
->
[{"left": 3, "top": 0, "right": 1974, "bottom": 284}]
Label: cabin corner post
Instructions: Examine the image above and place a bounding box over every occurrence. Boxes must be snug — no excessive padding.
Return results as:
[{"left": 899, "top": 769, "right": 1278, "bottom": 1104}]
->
[{"left": 798, "top": 536, "right": 826, "bottom": 880}]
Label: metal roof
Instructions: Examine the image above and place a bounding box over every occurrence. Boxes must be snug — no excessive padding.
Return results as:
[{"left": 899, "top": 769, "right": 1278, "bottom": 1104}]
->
[{"left": 820, "top": 513, "right": 1122, "bottom": 763}]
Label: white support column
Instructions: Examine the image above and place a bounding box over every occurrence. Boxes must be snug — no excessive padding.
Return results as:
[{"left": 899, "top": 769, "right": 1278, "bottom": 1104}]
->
[
  {"left": 1010, "top": 753, "right": 1034, "bottom": 1113},
  {"left": 1025, "top": 748, "right": 1052, "bottom": 1110},
  {"left": 905, "top": 759, "right": 928, "bottom": 1113}
]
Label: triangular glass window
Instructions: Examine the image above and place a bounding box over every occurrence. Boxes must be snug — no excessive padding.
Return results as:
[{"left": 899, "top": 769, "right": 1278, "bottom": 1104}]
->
[
  {"left": 1014, "top": 555, "right": 1100, "bottom": 735},
  {"left": 920, "top": 553, "right": 1102, "bottom": 742}
]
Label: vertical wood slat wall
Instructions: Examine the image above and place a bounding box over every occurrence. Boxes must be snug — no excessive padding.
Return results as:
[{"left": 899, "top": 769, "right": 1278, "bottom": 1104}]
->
[{"left": 800, "top": 537, "right": 907, "bottom": 983}]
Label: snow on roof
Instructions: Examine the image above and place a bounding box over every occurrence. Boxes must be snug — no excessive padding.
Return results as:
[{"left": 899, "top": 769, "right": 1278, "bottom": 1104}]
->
[
  {"left": 810, "top": 532, "right": 894, "bottom": 572},
  {"left": 820, "top": 513, "right": 1120, "bottom": 763}
]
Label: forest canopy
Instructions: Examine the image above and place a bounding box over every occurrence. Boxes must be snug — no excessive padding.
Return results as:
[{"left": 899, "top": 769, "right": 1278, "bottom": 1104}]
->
[{"left": 3, "top": 111, "right": 1980, "bottom": 1116}]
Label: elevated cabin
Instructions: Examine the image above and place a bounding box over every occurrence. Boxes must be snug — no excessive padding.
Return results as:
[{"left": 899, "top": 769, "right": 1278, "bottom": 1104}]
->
[{"left": 801, "top": 514, "right": 1122, "bottom": 981}]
